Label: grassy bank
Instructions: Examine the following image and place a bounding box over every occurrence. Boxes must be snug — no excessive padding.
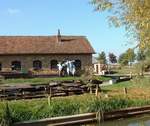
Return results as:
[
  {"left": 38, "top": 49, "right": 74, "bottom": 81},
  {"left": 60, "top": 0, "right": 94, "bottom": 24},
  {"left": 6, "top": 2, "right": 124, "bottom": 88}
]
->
[
  {"left": 1, "top": 94, "right": 150, "bottom": 124},
  {"left": 100, "top": 76, "right": 150, "bottom": 98},
  {"left": 0, "top": 76, "right": 150, "bottom": 124}
]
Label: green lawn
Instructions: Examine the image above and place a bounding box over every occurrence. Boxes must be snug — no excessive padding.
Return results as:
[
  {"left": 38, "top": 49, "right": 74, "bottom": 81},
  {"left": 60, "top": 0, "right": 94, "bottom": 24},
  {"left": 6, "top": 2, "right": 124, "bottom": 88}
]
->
[
  {"left": 111, "top": 65, "right": 134, "bottom": 74},
  {"left": 0, "top": 77, "right": 81, "bottom": 85},
  {"left": 100, "top": 76, "right": 150, "bottom": 99},
  {"left": 95, "top": 75, "right": 111, "bottom": 81},
  {"left": 102, "top": 76, "right": 150, "bottom": 89},
  {"left": 102, "top": 80, "right": 133, "bottom": 89},
  {"left": 0, "top": 76, "right": 111, "bottom": 85}
]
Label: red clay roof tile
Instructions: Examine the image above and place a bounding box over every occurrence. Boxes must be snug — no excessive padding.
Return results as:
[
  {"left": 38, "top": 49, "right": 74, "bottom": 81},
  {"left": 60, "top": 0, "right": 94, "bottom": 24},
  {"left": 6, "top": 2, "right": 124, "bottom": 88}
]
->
[{"left": 0, "top": 36, "right": 95, "bottom": 55}]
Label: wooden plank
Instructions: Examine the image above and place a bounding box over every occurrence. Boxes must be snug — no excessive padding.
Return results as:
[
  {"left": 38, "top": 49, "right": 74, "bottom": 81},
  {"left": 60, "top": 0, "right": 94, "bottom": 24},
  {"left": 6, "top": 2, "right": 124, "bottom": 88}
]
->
[{"left": 14, "top": 105, "right": 150, "bottom": 126}]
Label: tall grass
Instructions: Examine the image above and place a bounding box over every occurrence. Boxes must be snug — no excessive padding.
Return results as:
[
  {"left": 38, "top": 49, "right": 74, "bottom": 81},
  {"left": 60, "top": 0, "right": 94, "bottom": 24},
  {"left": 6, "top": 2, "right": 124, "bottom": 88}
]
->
[
  {"left": 0, "top": 102, "right": 13, "bottom": 126},
  {"left": 1, "top": 94, "right": 150, "bottom": 124}
]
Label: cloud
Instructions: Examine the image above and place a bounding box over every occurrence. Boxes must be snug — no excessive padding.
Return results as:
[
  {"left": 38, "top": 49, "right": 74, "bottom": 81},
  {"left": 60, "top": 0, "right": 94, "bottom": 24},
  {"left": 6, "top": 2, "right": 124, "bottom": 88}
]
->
[{"left": 7, "top": 8, "right": 21, "bottom": 15}]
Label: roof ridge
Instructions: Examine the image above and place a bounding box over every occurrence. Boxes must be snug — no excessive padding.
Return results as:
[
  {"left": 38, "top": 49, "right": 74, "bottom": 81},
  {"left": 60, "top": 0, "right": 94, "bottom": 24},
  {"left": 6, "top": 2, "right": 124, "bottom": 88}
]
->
[{"left": 0, "top": 35, "right": 86, "bottom": 37}]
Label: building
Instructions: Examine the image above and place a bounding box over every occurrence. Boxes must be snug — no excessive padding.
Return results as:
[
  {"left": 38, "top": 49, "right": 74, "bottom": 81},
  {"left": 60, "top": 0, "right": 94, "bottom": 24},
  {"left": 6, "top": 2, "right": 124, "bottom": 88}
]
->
[
  {"left": 0, "top": 31, "right": 95, "bottom": 73},
  {"left": 93, "top": 57, "right": 108, "bottom": 75}
]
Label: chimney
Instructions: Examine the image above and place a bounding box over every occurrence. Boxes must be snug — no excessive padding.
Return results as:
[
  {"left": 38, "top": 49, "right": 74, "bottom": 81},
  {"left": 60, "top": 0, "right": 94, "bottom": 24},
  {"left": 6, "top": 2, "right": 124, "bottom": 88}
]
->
[{"left": 57, "top": 29, "right": 61, "bottom": 42}]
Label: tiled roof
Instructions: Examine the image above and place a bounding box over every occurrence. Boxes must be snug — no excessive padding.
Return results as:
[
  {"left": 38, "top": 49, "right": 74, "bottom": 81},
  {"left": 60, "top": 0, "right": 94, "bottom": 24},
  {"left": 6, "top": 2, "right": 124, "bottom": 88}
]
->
[{"left": 0, "top": 36, "right": 95, "bottom": 55}]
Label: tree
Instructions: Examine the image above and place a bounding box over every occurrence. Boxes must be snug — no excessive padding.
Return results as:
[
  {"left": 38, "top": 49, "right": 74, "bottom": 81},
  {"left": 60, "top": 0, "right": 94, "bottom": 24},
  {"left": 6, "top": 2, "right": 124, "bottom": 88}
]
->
[
  {"left": 118, "top": 48, "right": 135, "bottom": 65},
  {"left": 136, "top": 50, "right": 145, "bottom": 61},
  {"left": 97, "top": 51, "right": 107, "bottom": 64},
  {"left": 126, "top": 48, "right": 136, "bottom": 64},
  {"left": 118, "top": 53, "right": 128, "bottom": 66},
  {"left": 134, "top": 49, "right": 150, "bottom": 75},
  {"left": 91, "top": 0, "right": 150, "bottom": 50},
  {"left": 108, "top": 53, "right": 117, "bottom": 64}
]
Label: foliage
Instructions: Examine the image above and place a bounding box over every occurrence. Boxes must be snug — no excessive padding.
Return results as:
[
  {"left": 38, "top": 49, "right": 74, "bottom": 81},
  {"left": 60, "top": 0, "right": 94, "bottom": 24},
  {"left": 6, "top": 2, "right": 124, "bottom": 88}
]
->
[
  {"left": 81, "top": 66, "right": 94, "bottom": 84},
  {"left": 135, "top": 49, "right": 150, "bottom": 74},
  {"left": 118, "top": 48, "right": 135, "bottom": 65},
  {"left": 108, "top": 53, "right": 117, "bottom": 64},
  {"left": 132, "top": 76, "right": 150, "bottom": 88},
  {"left": 0, "top": 102, "right": 13, "bottom": 126},
  {"left": 118, "top": 53, "right": 128, "bottom": 66},
  {"left": 91, "top": 0, "right": 150, "bottom": 49},
  {"left": 133, "top": 62, "right": 145, "bottom": 76},
  {"left": 0, "top": 76, "right": 4, "bottom": 85},
  {"left": 1, "top": 94, "right": 150, "bottom": 123},
  {"left": 0, "top": 77, "right": 150, "bottom": 124},
  {"left": 136, "top": 50, "right": 145, "bottom": 61},
  {"left": 126, "top": 48, "right": 136, "bottom": 63},
  {"left": 97, "top": 51, "right": 107, "bottom": 64}
]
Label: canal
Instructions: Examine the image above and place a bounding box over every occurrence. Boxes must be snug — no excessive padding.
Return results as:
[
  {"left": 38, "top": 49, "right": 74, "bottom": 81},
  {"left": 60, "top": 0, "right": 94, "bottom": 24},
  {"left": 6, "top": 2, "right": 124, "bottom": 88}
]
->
[{"left": 83, "top": 115, "right": 150, "bottom": 126}]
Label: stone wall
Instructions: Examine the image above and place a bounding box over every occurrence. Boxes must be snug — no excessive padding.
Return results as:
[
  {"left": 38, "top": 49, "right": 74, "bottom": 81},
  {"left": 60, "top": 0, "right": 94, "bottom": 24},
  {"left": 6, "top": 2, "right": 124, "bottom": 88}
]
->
[{"left": 0, "top": 54, "right": 92, "bottom": 72}]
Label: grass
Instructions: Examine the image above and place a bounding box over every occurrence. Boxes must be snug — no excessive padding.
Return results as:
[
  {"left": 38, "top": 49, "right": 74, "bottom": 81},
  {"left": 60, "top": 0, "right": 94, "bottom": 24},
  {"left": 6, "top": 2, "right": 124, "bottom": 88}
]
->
[
  {"left": 93, "top": 75, "right": 111, "bottom": 81},
  {"left": 1, "top": 94, "right": 150, "bottom": 123},
  {"left": 100, "top": 76, "right": 150, "bottom": 99},
  {"left": 0, "top": 75, "right": 150, "bottom": 99},
  {"left": 0, "top": 76, "right": 111, "bottom": 85},
  {"left": 110, "top": 65, "right": 134, "bottom": 75},
  {"left": 0, "top": 75, "right": 150, "bottom": 124},
  {"left": 0, "top": 77, "right": 81, "bottom": 85},
  {"left": 102, "top": 76, "right": 150, "bottom": 89}
]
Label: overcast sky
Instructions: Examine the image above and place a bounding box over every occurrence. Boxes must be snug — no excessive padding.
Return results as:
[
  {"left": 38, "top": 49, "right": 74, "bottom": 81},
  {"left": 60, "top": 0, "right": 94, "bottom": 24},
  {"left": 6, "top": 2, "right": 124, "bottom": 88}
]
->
[{"left": 0, "top": 0, "right": 136, "bottom": 57}]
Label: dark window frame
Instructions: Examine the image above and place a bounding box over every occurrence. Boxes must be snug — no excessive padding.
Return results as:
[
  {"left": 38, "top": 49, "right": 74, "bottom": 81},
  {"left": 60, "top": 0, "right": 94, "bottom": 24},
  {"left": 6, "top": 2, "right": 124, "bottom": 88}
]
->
[
  {"left": 11, "top": 61, "right": 21, "bottom": 71},
  {"left": 33, "top": 60, "right": 42, "bottom": 70},
  {"left": 74, "top": 60, "right": 81, "bottom": 70},
  {"left": 0, "top": 63, "right": 2, "bottom": 71},
  {"left": 50, "top": 60, "right": 58, "bottom": 70}
]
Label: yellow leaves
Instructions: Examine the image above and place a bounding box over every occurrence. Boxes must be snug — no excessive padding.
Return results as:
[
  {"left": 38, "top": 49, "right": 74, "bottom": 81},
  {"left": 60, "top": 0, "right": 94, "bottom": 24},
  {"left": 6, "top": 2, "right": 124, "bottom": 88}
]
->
[
  {"left": 108, "top": 16, "right": 121, "bottom": 27},
  {"left": 92, "top": 0, "right": 150, "bottom": 49},
  {"left": 104, "top": 1, "right": 112, "bottom": 9},
  {"left": 91, "top": 0, "right": 113, "bottom": 11}
]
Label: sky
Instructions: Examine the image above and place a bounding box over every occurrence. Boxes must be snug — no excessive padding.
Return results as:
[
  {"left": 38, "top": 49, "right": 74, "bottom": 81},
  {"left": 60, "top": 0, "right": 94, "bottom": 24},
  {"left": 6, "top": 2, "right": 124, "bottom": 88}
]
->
[{"left": 0, "top": 0, "right": 135, "bottom": 57}]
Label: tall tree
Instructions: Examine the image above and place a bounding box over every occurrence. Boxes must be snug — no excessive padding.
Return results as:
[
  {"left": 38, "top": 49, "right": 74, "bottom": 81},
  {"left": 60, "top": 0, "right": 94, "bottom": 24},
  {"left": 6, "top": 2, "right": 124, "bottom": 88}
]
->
[
  {"left": 136, "top": 50, "right": 145, "bottom": 61},
  {"left": 118, "top": 53, "right": 128, "bottom": 66},
  {"left": 126, "top": 48, "right": 136, "bottom": 63},
  {"left": 97, "top": 51, "right": 107, "bottom": 64},
  {"left": 118, "top": 48, "right": 135, "bottom": 65},
  {"left": 108, "top": 53, "right": 117, "bottom": 64},
  {"left": 91, "top": 0, "right": 150, "bottom": 50}
]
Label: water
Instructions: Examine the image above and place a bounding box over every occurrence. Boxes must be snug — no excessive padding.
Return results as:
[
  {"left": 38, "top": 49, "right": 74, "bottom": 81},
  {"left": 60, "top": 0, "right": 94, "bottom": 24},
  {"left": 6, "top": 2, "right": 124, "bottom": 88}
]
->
[{"left": 82, "top": 115, "right": 150, "bottom": 126}]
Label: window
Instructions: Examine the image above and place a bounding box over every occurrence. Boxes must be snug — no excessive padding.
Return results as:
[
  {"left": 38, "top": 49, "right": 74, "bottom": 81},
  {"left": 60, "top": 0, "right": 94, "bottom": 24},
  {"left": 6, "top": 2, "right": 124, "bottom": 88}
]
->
[
  {"left": 74, "top": 60, "right": 81, "bottom": 70},
  {"left": 33, "top": 60, "right": 42, "bottom": 70},
  {"left": 0, "top": 63, "right": 2, "bottom": 71},
  {"left": 51, "top": 60, "right": 58, "bottom": 70},
  {"left": 11, "top": 61, "right": 21, "bottom": 71}
]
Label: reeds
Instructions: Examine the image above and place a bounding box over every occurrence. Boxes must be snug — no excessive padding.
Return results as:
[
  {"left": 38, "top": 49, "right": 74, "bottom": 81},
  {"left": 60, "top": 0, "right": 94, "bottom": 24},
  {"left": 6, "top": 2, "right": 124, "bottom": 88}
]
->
[{"left": 0, "top": 95, "right": 150, "bottom": 124}]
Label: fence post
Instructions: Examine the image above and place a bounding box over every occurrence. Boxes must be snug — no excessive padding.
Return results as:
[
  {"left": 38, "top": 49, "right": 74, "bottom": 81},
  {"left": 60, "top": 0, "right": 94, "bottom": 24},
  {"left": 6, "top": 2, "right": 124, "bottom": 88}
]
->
[
  {"left": 95, "top": 85, "right": 99, "bottom": 96},
  {"left": 48, "top": 85, "right": 52, "bottom": 106},
  {"left": 90, "top": 86, "right": 92, "bottom": 94},
  {"left": 130, "top": 72, "right": 132, "bottom": 78},
  {"left": 124, "top": 87, "right": 127, "bottom": 95}
]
